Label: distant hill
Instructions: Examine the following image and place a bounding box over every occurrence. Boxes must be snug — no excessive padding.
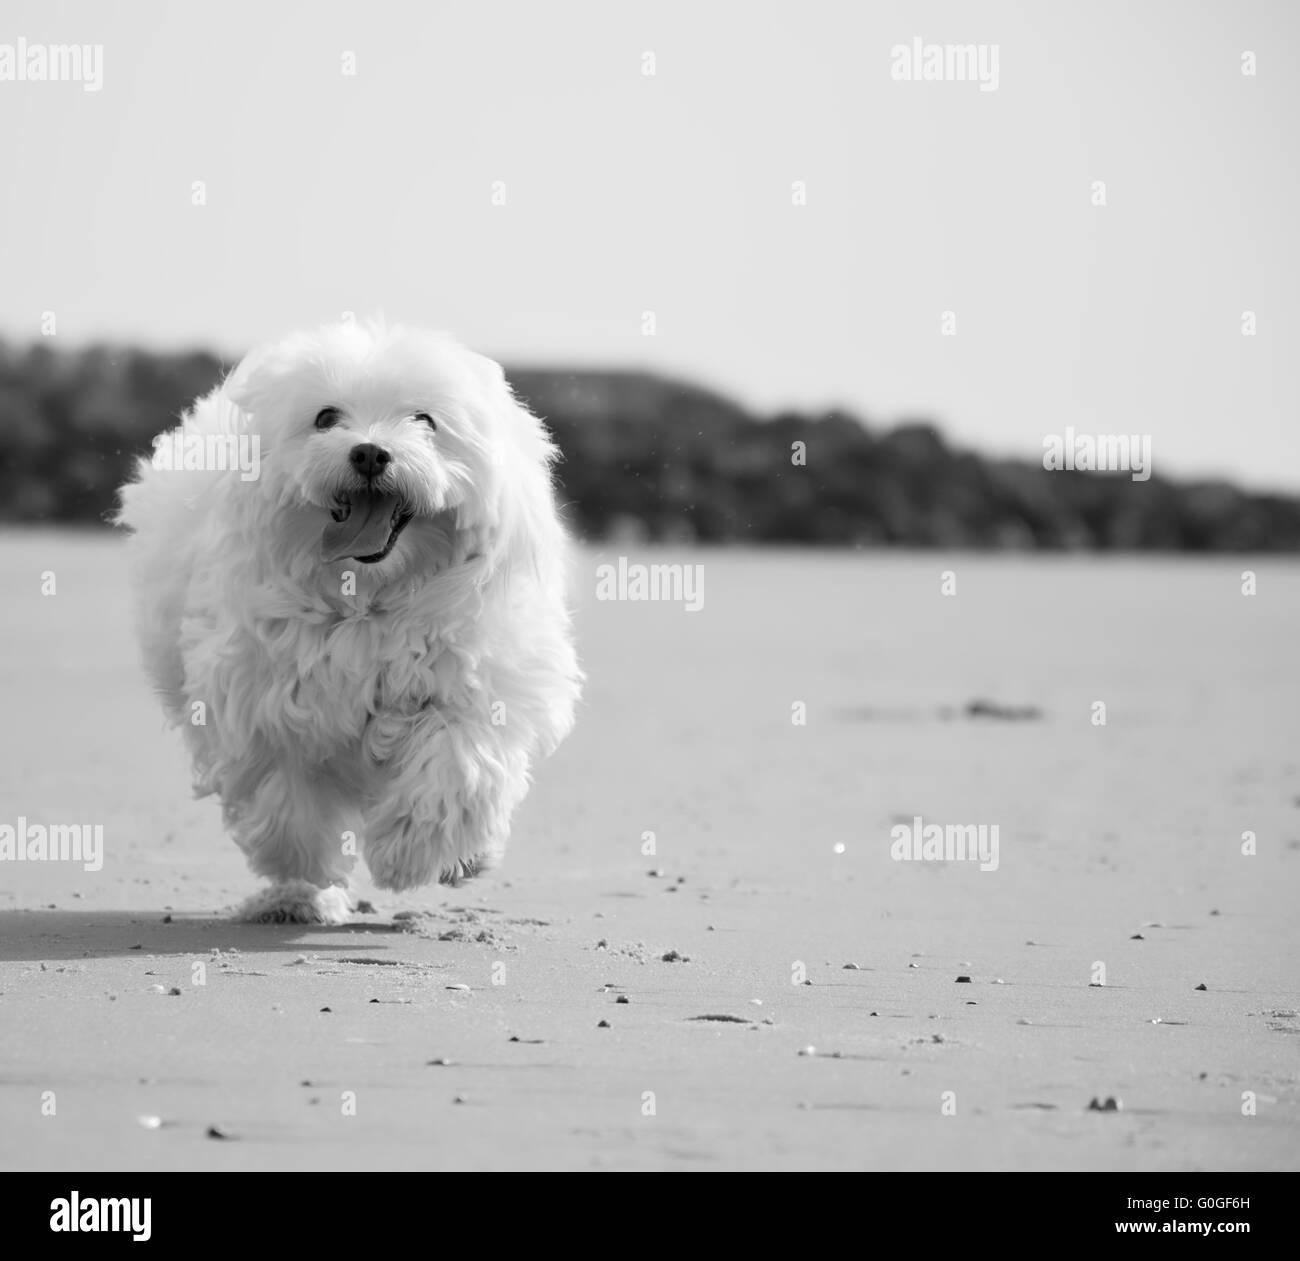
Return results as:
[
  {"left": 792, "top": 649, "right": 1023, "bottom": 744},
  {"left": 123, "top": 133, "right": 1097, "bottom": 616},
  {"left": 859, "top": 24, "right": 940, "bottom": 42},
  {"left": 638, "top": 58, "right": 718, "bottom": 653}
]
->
[{"left": 2, "top": 341, "right": 1297, "bottom": 550}]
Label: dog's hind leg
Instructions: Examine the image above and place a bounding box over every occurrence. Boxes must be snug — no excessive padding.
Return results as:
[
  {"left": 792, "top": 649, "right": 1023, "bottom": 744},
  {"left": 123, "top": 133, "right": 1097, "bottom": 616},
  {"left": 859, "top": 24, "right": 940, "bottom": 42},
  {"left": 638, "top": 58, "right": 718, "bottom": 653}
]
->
[
  {"left": 227, "top": 765, "right": 361, "bottom": 924},
  {"left": 237, "top": 879, "right": 353, "bottom": 926}
]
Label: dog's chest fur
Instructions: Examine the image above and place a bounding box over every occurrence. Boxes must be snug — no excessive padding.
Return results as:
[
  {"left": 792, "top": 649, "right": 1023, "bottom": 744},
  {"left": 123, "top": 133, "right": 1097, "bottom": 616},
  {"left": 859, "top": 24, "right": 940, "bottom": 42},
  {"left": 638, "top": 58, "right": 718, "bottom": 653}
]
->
[{"left": 213, "top": 589, "right": 483, "bottom": 761}]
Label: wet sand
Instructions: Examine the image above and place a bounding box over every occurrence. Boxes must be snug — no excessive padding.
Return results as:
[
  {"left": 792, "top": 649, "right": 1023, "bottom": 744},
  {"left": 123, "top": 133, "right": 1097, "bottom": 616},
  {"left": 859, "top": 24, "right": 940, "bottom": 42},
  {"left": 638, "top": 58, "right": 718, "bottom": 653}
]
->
[{"left": 1, "top": 533, "right": 1297, "bottom": 1170}]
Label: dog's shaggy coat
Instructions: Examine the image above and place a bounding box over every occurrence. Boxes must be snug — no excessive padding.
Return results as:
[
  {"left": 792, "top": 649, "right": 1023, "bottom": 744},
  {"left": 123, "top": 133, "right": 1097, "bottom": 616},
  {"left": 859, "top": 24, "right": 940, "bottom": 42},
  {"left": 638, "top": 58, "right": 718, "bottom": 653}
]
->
[{"left": 117, "top": 322, "right": 581, "bottom": 923}]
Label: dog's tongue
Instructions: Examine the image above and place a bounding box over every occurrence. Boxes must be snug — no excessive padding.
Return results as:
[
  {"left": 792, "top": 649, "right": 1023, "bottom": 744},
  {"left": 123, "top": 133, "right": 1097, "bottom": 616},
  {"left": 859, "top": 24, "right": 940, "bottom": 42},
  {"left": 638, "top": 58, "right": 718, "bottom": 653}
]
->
[{"left": 321, "top": 492, "right": 400, "bottom": 562}]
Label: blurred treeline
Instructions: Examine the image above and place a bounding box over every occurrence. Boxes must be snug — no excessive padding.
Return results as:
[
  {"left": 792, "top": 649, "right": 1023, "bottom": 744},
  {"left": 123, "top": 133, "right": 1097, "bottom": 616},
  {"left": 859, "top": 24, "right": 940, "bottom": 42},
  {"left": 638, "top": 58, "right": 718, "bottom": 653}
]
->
[{"left": 2, "top": 340, "right": 1297, "bottom": 550}]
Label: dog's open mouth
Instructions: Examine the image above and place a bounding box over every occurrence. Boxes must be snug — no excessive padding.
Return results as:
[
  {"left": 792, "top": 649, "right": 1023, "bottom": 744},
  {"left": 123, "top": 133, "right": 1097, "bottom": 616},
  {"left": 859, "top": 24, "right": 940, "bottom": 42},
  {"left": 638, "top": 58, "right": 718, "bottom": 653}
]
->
[{"left": 320, "top": 492, "right": 414, "bottom": 564}]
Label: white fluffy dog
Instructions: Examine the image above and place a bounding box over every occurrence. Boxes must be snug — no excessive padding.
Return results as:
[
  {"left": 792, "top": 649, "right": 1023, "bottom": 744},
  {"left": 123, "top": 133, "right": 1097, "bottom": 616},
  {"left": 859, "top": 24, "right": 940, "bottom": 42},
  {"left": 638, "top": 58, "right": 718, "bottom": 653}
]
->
[{"left": 117, "top": 321, "right": 582, "bottom": 924}]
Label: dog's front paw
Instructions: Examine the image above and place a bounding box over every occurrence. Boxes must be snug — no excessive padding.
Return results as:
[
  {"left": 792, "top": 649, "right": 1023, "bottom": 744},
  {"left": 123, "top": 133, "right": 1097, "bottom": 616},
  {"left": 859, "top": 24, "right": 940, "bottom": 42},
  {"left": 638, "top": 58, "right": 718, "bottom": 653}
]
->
[
  {"left": 237, "top": 880, "right": 352, "bottom": 925},
  {"left": 367, "top": 822, "right": 500, "bottom": 891},
  {"left": 437, "top": 852, "right": 495, "bottom": 887}
]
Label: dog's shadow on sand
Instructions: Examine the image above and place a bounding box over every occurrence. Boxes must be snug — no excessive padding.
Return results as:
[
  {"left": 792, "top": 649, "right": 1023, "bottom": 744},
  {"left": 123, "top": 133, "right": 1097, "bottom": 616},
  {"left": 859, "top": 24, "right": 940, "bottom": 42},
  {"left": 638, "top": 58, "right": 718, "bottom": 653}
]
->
[{"left": 0, "top": 909, "right": 409, "bottom": 964}]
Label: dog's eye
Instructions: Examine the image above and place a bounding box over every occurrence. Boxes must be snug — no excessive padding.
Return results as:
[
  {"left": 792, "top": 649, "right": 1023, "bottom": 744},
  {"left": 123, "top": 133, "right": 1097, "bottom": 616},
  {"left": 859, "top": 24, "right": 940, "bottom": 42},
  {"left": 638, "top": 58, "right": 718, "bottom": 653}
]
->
[
  {"left": 413, "top": 412, "right": 437, "bottom": 432},
  {"left": 314, "top": 407, "right": 343, "bottom": 430}
]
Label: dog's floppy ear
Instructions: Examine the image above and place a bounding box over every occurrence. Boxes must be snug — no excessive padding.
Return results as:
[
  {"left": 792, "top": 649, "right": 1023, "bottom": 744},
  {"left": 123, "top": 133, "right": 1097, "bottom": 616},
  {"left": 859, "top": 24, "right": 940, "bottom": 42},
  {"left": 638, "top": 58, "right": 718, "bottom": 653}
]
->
[
  {"left": 224, "top": 330, "right": 333, "bottom": 421},
  {"left": 464, "top": 352, "right": 566, "bottom": 586},
  {"left": 225, "top": 341, "right": 278, "bottom": 412}
]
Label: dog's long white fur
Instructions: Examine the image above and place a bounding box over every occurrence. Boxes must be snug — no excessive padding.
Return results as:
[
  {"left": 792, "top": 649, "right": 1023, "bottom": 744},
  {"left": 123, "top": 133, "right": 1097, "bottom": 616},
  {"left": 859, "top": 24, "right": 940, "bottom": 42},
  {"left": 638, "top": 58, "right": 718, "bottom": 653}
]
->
[{"left": 116, "top": 321, "right": 581, "bottom": 921}]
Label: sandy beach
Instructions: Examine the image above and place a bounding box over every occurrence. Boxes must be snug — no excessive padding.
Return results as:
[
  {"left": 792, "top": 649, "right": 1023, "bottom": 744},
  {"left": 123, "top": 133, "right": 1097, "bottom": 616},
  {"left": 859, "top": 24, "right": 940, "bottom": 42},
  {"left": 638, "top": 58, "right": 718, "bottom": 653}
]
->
[{"left": 1, "top": 532, "right": 1296, "bottom": 1171}]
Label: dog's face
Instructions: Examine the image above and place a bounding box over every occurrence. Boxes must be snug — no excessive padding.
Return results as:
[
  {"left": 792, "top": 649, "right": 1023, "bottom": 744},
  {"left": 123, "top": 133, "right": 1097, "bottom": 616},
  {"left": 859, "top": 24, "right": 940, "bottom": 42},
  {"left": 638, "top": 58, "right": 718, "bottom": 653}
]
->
[{"left": 225, "top": 322, "right": 557, "bottom": 582}]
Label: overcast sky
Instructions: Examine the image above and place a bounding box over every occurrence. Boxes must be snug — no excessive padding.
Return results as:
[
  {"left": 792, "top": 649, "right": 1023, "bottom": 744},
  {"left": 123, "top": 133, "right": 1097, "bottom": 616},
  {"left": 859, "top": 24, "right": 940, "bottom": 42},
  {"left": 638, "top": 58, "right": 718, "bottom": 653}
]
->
[{"left": 2, "top": 0, "right": 1296, "bottom": 488}]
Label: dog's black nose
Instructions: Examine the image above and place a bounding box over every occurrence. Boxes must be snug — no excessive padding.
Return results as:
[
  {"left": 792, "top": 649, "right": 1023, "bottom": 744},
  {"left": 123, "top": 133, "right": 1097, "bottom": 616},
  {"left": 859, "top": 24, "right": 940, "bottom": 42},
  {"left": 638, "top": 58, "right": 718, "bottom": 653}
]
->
[{"left": 349, "top": 442, "right": 392, "bottom": 479}]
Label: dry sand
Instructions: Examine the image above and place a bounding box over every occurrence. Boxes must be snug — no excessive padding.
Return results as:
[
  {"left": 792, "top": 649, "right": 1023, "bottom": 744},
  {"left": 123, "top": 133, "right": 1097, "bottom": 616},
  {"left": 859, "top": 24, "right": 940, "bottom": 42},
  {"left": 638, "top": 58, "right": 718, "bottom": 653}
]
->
[{"left": 1, "top": 532, "right": 1297, "bottom": 1171}]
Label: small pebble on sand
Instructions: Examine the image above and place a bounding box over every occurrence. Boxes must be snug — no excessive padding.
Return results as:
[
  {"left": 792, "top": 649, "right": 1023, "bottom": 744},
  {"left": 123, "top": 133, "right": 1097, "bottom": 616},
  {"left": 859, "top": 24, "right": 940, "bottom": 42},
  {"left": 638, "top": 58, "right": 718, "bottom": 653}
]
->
[
  {"left": 1195, "top": 983, "right": 1208, "bottom": 991},
  {"left": 597, "top": 1020, "right": 610, "bottom": 1028},
  {"left": 955, "top": 975, "right": 972, "bottom": 983}
]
